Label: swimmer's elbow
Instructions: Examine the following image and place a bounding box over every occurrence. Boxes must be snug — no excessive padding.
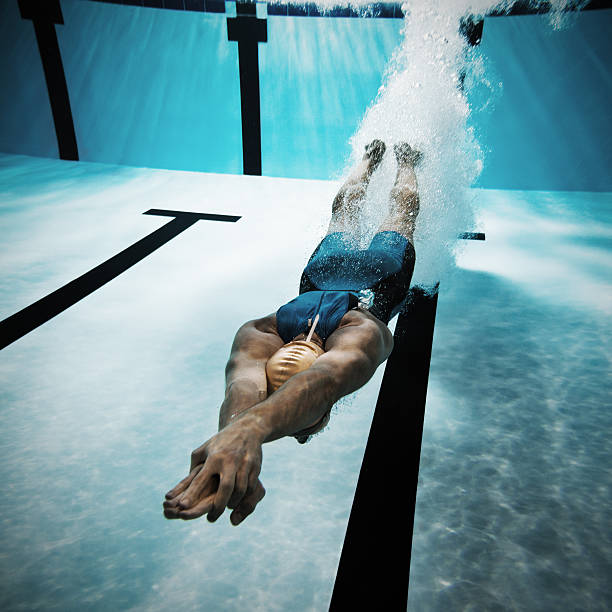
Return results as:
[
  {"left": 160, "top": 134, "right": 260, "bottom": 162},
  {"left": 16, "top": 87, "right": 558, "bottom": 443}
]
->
[
  {"left": 382, "top": 327, "right": 394, "bottom": 360},
  {"left": 328, "top": 348, "right": 380, "bottom": 399}
]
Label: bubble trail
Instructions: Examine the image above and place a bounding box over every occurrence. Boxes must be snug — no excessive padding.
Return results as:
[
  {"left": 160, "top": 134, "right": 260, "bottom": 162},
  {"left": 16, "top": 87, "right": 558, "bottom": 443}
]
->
[{"left": 332, "top": 0, "right": 584, "bottom": 287}]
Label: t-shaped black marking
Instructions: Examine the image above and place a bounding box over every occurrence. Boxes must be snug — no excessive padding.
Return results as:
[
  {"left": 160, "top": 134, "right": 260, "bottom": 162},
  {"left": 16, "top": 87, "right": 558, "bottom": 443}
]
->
[
  {"left": 459, "top": 231, "right": 485, "bottom": 240},
  {"left": 0, "top": 209, "right": 240, "bottom": 351},
  {"left": 18, "top": 0, "right": 78, "bottom": 161},
  {"left": 460, "top": 15, "right": 485, "bottom": 46},
  {"left": 227, "top": 5, "right": 267, "bottom": 176}
]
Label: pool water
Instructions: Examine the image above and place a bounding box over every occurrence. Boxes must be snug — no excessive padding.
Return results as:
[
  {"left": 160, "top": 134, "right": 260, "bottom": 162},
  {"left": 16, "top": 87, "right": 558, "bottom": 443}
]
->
[{"left": 1, "top": 1, "right": 611, "bottom": 610}]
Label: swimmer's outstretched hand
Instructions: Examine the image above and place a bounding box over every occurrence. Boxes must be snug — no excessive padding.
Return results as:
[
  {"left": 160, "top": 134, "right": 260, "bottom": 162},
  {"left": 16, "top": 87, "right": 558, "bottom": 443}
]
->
[{"left": 163, "top": 418, "right": 266, "bottom": 526}]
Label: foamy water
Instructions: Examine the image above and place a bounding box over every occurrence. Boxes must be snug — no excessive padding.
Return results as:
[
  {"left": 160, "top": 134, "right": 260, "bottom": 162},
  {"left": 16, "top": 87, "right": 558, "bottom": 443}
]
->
[
  {"left": 350, "top": 1, "right": 483, "bottom": 287},
  {"left": 310, "top": 0, "right": 592, "bottom": 287}
]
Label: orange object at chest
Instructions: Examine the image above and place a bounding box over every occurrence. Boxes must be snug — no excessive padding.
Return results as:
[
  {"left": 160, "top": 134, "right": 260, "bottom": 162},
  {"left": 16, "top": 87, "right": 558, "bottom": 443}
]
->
[{"left": 265, "top": 340, "right": 325, "bottom": 393}]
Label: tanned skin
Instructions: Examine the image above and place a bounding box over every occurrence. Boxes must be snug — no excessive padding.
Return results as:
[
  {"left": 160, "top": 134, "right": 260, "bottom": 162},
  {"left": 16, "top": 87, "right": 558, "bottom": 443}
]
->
[{"left": 163, "top": 140, "right": 420, "bottom": 525}]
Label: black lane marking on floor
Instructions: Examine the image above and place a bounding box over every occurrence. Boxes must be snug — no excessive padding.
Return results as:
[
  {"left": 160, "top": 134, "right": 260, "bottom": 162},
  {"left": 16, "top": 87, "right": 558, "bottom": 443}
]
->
[
  {"left": 18, "top": 0, "right": 79, "bottom": 161},
  {"left": 330, "top": 232, "right": 484, "bottom": 608},
  {"left": 329, "top": 285, "right": 440, "bottom": 611},
  {"left": 0, "top": 209, "right": 240, "bottom": 351},
  {"left": 227, "top": 3, "right": 267, "bottom": 176},
  {"left": 460, "top": 15, "right": 484, "bottom": 46},
  {"left": 459, "top": 231, "right": 485, "bottom": 240}
]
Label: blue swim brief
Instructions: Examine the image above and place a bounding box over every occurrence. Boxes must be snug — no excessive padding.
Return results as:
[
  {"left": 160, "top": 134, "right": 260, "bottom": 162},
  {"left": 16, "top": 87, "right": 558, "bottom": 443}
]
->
[
  {"left": 276, "top": 290, "right": 359, "bottom": 344},
  {"left": 298, "top": 231, "right": 416, "bottom": 324}
]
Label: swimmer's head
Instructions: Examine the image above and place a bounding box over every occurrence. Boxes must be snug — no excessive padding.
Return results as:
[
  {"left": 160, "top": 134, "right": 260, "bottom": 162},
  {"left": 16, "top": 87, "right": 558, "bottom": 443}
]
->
[{"left": 265, "top": 339, "right": 325, "bottom": 394}]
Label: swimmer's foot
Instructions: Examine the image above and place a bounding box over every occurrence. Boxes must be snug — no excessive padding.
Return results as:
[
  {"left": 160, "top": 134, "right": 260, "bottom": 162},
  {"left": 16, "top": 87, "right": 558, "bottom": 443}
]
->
[
  {"left": 363, "top": 139, "right": 386, "bottom": 173},
  {"left": 394, "top": 142, "right": 423, "bottom": 167}
]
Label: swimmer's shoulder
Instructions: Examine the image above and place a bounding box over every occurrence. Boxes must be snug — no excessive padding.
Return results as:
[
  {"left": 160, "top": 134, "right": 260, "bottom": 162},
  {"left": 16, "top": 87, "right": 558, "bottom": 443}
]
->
[
  {"left": 232, "top": 314, "right": 283, "bottom": 357},
  {"left": 336, "top": 308, "right": 393, "bottom": 350},
  {"left": 324, "top": 308, "right": 393, "bottom": 362},
  {"left": 248, "top": 313, "right": 282, "bottom": 338},
  {"left": 338, "top": 307, "right": 384, "bottom": 329}
]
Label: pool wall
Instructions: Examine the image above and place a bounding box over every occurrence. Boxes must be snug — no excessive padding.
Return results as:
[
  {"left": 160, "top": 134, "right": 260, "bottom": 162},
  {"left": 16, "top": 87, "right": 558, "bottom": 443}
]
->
[
  {"left": 1, "top": 2, "right": 611, "bottom": 610},
  {"left": 1, "top": 0, "right": 610, "bottom": 188}
]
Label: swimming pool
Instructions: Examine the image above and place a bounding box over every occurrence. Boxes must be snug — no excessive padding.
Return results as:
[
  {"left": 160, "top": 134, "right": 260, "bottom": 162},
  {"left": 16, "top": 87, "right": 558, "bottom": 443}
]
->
[{"left": 1, "top": 1, "right": 611, "bottom": 610}]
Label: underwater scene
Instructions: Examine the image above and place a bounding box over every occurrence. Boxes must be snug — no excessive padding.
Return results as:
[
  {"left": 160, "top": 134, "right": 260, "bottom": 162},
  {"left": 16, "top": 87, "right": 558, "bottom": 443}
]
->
[{"left": 0, "top": 0, "right": 610, "bottom": 610}]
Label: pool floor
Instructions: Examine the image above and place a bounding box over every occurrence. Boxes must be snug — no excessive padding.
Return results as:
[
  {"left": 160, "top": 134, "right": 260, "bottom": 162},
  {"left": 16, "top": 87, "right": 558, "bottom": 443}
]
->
[{"left": 1, "top": 153, "right": 611, "bottom": 610}]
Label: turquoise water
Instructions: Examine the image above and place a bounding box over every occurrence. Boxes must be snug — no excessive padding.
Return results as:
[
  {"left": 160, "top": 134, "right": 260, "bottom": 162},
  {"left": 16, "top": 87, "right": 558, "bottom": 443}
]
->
[
  {"left": 1, "top": 155, "right": 609, "bottom": 611},
  {"left": 1, "top": 1, "right": 611, "bottom": 610},
  {"left": 411, "top": 189, "right": 612, "bottom": 610},
  {"left": 1, "top": 2, "right": 610, "bottom": 188}
]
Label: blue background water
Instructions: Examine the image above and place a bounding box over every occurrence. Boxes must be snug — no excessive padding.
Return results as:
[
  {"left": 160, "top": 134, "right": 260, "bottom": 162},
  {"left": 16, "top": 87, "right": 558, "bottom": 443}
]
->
[
  {"left": 0, "top": 1, "right": 611, "bottom": 610},
  {"left": 0, "top": 1, "right": 610, "bottom": 189}
]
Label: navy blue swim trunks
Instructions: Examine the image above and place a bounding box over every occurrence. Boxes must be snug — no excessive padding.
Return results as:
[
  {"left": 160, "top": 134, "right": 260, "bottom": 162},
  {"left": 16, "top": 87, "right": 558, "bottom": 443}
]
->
[
  {"left": 274, "top": 231, "right": 415, "bottom": 445},
  {"left": 276, "top": 290, "right": 359, "bottom": 344},
  {"left": 299, "top": 231, "right": 416, "bottom": 325}
]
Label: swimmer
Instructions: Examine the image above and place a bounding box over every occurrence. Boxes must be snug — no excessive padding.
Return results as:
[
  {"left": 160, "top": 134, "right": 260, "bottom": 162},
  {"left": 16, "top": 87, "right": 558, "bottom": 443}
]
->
[{"left": 163, "top": 139, "right": 421, "bottom": 525}]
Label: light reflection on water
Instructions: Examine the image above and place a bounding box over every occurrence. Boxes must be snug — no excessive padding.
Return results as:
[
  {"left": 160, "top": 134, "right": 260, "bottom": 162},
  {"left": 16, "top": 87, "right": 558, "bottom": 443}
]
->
[
  {"left": 0, "top": 154, "right": 610, "bottom": 610},
  {"left": 0, "top": 0, "right": 610, "bottom": 609},
  {"left": 410, "top": 189, "right": 612, "bottom": 611}
]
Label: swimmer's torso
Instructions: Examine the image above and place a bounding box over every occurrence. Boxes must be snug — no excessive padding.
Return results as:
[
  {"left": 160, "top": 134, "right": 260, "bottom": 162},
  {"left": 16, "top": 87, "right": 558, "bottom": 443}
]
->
[{"left": 230, "top": 303, "right": 392, "bottom": 443}]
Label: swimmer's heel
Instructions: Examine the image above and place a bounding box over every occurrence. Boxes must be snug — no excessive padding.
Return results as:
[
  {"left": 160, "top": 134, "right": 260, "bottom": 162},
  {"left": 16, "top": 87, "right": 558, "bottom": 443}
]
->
[{"left": 394, "top": 142, "right": 423, "bottom": 167}]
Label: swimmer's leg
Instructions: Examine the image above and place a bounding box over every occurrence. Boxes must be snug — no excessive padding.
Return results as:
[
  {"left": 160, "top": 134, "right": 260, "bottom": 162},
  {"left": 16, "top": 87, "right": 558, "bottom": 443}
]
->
[
  {"left": 327, "top": 139, "right": 386, "bottom": 234},
  {"left": 376, "top": 142, "right": 422, "bottom": 241}
]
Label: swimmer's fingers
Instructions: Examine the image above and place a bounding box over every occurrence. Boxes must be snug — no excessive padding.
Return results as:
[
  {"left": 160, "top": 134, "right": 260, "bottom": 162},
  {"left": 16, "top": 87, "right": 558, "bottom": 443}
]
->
[
  {"left": 176, "top": 462, "right": 220, "bottom": 510},
  {"left": 176, "top": 493, "right": 217, "bottom": 520},
  {"left": 207, "top": 470, "right": 238, "bottom": 523},
  {"left": 177, "top": 467, "right": 235, "bottom": 521},
  {"left": 230, "top": 478, "right": 266, "bottom": 526},
  {"left": 227, "top": 467, "right": 249, "bottom": 510},
  {"left": 166, "top": 468, "right": 221, "bottom": 520},
  {"left": 164, "top": 464, "right": 202, "bottom": 501},
  {"left": 226, "top": 466, "right": 260, "bottom": 512},
  {"left": 163, "top": 466, "right": 206, "bottom": 518},
  {"left": 163, "top": 501, "right": 184, "bottom": 519}
]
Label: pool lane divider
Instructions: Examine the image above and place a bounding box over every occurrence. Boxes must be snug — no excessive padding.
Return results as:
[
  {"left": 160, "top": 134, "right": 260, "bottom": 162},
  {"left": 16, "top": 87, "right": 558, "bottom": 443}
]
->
[
  {"left": 459, "top": 231, "right": 485, "bottom": 240},
  {"left": 87, "top": 0, "right": 612, "bottom": 18},
  {"left": 330, "top": 286, "right": 439, "bottom": 611},
  {"left": 18, "top": 0, "right": 79, "bottom": 162},
  {"left": 227, "top": 3, "right": 267, "bottom": 176},
  {"left": 0, "top": 209, "right": 240, "bottom": 351},
  {"left": 330, "top": 232, "right": 484, "bottom": 610},
  {"left": 18, "top": 0, "right": 612, "bottom": 174}
]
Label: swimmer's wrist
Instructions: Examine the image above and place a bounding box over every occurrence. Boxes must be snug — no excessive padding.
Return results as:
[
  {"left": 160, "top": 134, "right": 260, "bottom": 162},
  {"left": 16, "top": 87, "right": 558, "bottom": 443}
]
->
[
  {"left": 230, "top": 412, "right": 269, "bottom": 444},
  {"left": 233, "top": 407, "right": 293, "bottom": 444}
]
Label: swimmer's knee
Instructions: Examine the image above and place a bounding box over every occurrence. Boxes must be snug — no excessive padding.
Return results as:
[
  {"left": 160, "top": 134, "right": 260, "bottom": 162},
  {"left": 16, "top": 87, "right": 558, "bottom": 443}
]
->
[
  {"left": 332, "top": 184, "right": 366, "bottom": 214},
  {"left": 332, "top": 191, "right": 345, "bottom": 214},
  {"left": 343, "top": 184, "right": 367, "bottom": 207},
  {"left": 390, "top": 187, "right": 419, "bottom": 210}
]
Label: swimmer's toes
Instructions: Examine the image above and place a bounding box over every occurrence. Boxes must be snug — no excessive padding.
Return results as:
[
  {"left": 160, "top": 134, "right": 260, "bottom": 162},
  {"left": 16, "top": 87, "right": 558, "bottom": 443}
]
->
[
  {"left": 394, "top": 142, "right": 423, "bottom": 167},
  {"left": 364, "top": 139, "right": 386, "bottom": 168}
]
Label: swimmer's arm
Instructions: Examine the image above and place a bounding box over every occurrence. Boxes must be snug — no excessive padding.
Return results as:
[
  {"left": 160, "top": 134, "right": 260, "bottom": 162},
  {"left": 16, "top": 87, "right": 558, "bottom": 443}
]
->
[
  {"left": 237, "top": 320, "right": 393, "bottom": 443},
  {"left": 218, "top": 317, "right": 284, "bottom": 430},
  {"left": 164, "top": 317, "right": 281, "bottom": 525},
  {"left": 163, "top": 318, "right": 390, "bottom": 524}
]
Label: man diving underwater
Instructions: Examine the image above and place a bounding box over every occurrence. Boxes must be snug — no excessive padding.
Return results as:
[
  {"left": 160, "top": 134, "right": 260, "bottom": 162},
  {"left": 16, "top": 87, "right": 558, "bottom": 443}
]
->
[{"left": 163, "top": 139, "right": 422, "bottom": 525}]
